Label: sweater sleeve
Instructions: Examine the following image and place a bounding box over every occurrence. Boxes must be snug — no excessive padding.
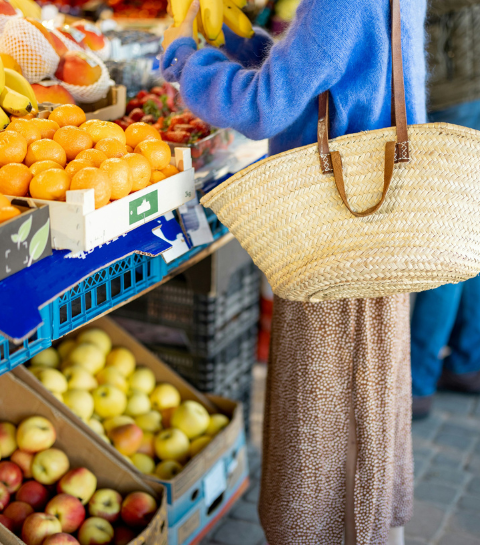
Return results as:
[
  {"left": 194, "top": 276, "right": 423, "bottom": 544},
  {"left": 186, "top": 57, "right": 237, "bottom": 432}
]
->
[
  {"left": 221, "top": 25, "right": 273, "bottom": 68},
  {"left": 161, "top": 0, "right": 363, "bottom": 140}
]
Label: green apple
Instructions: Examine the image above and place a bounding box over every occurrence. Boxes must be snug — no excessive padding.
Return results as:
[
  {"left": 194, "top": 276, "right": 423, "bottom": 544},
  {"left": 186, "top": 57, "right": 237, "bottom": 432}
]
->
[
  {"left": 31, "top": 348, "right": 60, "bottom": 369},
  {"left": 205, "top": 414, "right": 230, "bottom": 437},
  {"left": 149, "top": 384, "right": 181, "bottom": 411},
  {"left": 154, "top": 428, "right": 189, "bottom": 462},
  {"left": 134, "top": 411, "right": 162, "bottom": 433},
  {"left": 105, "top": 348, "right": 135, "bottom": 377},
  {"left": 92, "top": 385, "right": 127, "bottom": 419},
  {"left": 63, "top": 390, "right": 94, "bottom": 420},
  {"left": 154, "top": 460, "right": 183, "bottom": 480},
  {"left": 63, "top": 366, "right": 98, "bottom": 391},
  {"left": 124, "top": 391, "right": 151, "bottom": 417},
  {"left": 68, "top": 344, "right": 106, "bottom": 375},
  {"left": 171, "top": 401, "right": 210, "bottom": 440},
  {"left": 95, "top": 368, "right": 128, "bottom": 393},
  {"left": 128, "top": 367, "right": 155, "bottom": 394},
  {"left": 77, "top": 329, "right": 112, "bottom": 356}
]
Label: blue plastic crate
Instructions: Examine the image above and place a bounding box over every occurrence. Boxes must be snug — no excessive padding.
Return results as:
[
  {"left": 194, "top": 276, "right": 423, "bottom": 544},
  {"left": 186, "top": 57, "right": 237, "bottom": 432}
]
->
[{"left": 0, "top": 306, "right": 52, "bottom": 375}]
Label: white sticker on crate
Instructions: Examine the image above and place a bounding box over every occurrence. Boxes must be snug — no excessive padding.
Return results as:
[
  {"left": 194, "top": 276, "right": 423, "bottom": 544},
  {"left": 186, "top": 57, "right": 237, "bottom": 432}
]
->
[{"left": 203, "top": 459, "right": 227, "bottom": 508}]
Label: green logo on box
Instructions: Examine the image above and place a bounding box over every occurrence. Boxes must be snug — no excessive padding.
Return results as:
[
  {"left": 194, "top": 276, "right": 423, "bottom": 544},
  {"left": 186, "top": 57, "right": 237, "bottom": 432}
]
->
[{"left": 129, "top": 190, "right": 159, "bottom": 225}]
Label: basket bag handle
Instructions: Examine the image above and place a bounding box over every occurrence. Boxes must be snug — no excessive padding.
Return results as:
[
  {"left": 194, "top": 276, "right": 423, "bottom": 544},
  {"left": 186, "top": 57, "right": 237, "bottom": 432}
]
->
[{"left": 317, "top": 0, "right": 409, "bottom": 218}]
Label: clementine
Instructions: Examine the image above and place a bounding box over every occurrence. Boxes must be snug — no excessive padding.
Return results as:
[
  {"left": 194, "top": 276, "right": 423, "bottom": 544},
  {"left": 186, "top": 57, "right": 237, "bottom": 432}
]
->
[
  {"left": 0, "top": 206, "right": 21, "bottom": 224},
  {"left": 0, "top": 132, "right": 28, "bottom": 166},
  {"left": 125, "top": 122, "right": 161, "bottom": 150},
  {"left": 54, "top": 126, "right": 93, "bottom": 161},
  {"left": 65, "top": 159, "right": 94, "bottom": 178},
  {"left": 100, "top": 158, "right": 133, "bottom": 200},
  {"left": 161, "top": 165, "right": 180, "bottom": 178},
  {"left": 49, "top": 104, "right": 87, "bottom": 128},
  {"left": 30, "top": 118, "right": 60, "bottom": 139},
  {"left": 30, "top": 160, "right": 64, "bottom": 177},
  {"left": 30, "top": 169, "right": 71, "bottom": 201},
  {"left": 76, "top": 149, "right": 108, "bottom": 168},
  {"left": 94, "top": 138, "right": 127, "bottom": 159},
  {"left": 150, "top": 170, "right": 166, "bottom": 184},
  {"left": 70, "top": 167, "right": 111, "bottom": 208},
  {"left": 123, "top": 153, "right": 151, "bottom": 192},
  {"left": 25, "top": 140, "right": 67, "bottom": 167},
  {"left": 8, "top": 120, "right": 42, "bottom": 146},
  {"left": 82, "top": 120, "right": 126, "bottom": 145},
  {"left": 0, "top": 163, "right": 32, "bottom": 196},
  {"left": 134, "top": 140, "right": 171, "bottom": 170}
]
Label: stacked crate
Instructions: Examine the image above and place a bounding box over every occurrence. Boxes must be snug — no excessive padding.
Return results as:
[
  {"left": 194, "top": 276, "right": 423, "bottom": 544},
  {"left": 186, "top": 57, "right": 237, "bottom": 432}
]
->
[{"left": 114, "top": 239, "right": 260, "bottom": 432}]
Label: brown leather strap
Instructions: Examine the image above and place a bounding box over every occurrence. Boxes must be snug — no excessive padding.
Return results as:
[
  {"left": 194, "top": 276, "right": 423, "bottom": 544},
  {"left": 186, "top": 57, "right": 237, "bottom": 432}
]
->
[
  {"left": 318, "top": 0, "right": 409, "bottom": 180},
  {"left": 331, "top": 141, "right": 396, "bottom": 218}
]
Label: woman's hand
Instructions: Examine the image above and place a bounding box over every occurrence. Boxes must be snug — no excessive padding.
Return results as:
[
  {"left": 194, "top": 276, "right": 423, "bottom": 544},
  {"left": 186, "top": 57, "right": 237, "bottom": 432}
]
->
[{"left": 163, "top": 0, "right": 200, "bottom": 51}]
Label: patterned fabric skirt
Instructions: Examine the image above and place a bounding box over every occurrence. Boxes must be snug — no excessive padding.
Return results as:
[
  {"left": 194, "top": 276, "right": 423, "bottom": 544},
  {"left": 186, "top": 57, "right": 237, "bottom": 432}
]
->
[{"left": 259, "top": 294, "right": 413, "bottom": 545}]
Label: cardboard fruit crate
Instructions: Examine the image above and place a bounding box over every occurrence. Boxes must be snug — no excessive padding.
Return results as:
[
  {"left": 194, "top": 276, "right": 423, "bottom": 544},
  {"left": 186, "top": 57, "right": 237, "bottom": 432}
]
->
[
  {"left": 14, "top": 316, "right": 248, "bottom": 532},
  {"left": 0, "top": 201, "right": 51, "bottom": 281},
  {"left": 8, "top": 149, "right": 195, "bottom": 253},
  {"left": 0, "top": 370, "right": 168, "bottom": 545}
]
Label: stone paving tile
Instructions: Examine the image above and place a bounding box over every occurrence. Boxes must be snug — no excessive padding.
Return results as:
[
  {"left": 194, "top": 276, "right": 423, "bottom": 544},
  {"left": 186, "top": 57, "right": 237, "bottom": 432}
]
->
[
  {"left": 422, "top": 467, "right": 469, "bottom": 487},
  {"left": 446, "top": 510, "right": 480, "bottom": 538},
  {"left": 405, "top": 500, "right": 447, "bottom": 542},
  {"left": 210, "top": 519, "right": 265, "bottom": 545},
  {"left": 244, "top": 483, "right": 260, "bottom": 504},
  {"left": 466, "top": 476, "right": 480, "bottom": 496},
  {"left": 458, "top": 494, "right": 480, "bottom": 512},
  {"left": 466, "top": 454, "right": 480, "bottom": 472},
  {"left": 438, "top": 533, "right": 480, "bottom": 545},
  {"left": 434, "top": 393, "right": 476, "bottom": 415},
  {"left": 414, "top": 482, "right": 458, "bottom": 506},
  {"left": 412, "top": 414, "right": 444, "bottom": 440},
  {"left": 432, "top": 451, "right": 465, "bottom": 470},
  {"left": 229, "top": 500, "right": 260, "bottom": 524},
  {"left": 434, "top": 431, "right": 476, "bottom": 451}
]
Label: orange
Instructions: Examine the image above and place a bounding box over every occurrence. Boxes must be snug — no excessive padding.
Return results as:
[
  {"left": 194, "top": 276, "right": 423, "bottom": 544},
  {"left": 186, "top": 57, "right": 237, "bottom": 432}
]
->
[
  {"left": 0, "top": 193, "right": 11, "bottom": 208},
  {"left": 25, "top": 139, "right": 67, "bottom": 168},
  {"left": 126, "top": 145, "right": 134, "bottom": 153},
  {"left": 76, "top": 149, "right": 108, "bottom": 168},
  {"left": 30, "top": 118, "right": 60, "bottom": 140},
  {"left": 49, "top": 104, "right": 86, "bottom": 128},
  {"left": 0, "top": 206, "right": 21, "bottom": 224},
  {"left": 70, "top": 167, "right": 111, "bottom": 209},
  {"left": 82, "top": 120, "right": 127, "bottom": 145},
  {"left": 30, "top": 160, "right": 64, "bottom": 177},
  {"left": 10, "top": 113, "right": 36, "bottom": 121},
  {"left": 134, "top": 140, "right": 171, "bottom": 170},
  {"left": 100, "top": 158, "right": 133, "bottom": 200},
  {"left": 94, "top": 138, "right": 127, "bottom": 159},
  {"left": 0, "top": 132, "right": 28, "bottom": 166},
  {"left": 161, "top": 165, "right": 180, "bottom": 178},
  {"left": 30, "top": 169, "right": 71, "bottom": 201},
  {"left": 53, "top": 126, "right": 93, "bottom": 161},
  {"left": 125, "top": 122, "right": 161, "bottom": 150},
  {"left": 65, "top": 159, "right": 94, "bottom": 178},
  {"left": 123, "top": 153, "right": 151, "bottom": 192},
  {"left": 150, "top": 170, "right": 166, "bottom": 184},
  {"left": 8, "top": 120, "right": 42, "bottom": 146},
  {"left": 0, "top": 164, "right": 32, "bottom": 196}
]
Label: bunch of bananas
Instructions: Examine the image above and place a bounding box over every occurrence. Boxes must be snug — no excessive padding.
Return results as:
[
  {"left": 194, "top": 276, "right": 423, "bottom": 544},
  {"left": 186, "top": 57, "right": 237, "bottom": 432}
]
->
[
  {"left": 172, "top": 0, "right": 253, "bottom": 47},
  {"left": 7, "top": 0, "right": 41, "bottom": 19},
  {"left": 0, "top": 57, "right": 38, "bottom": 129}
]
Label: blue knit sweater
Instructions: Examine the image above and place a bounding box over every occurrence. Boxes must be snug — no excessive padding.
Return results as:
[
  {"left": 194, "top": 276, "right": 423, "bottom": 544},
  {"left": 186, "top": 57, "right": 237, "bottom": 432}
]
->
[{"left": 162, "top": 0, "right": 427, "bottom": 156}]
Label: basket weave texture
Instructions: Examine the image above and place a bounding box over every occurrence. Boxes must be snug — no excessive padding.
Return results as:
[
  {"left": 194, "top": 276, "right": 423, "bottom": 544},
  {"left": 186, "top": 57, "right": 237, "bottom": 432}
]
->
[{"left": 201, "top": 123, "right": 480, "bottom": 302}]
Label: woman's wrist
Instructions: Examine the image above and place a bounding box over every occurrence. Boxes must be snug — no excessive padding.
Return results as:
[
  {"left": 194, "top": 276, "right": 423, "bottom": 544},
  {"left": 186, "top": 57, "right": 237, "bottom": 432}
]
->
[{"left": 161, "top": 37, "right": 198, "bottom": 82}]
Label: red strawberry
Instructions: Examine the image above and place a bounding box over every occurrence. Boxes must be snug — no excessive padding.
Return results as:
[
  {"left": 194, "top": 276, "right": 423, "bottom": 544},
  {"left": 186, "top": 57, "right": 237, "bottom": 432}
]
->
[
  {"left": 190, "top": 118, "right": 210, "bottom": 135},
  {"left": 126, "top": 98, "right": 141, "bottom": 113},
  {"left": 173, "top": 124, "right": 196, "bottom": 134},
  {"left": 140, "top": 94, "right": 162, "bottom": 107},
  {"left": 129, "top": 108, "right": 145, "bottom": 122},
  {"left": 137, "top": 90, "right": 148, "bottom": 99},
  {"left": 150, "top": 86, "right": 164, "bottom": 96},
  {"left": 141, "top": 114, "right": 155, "bottom": 124},
  {"left": 165, "top": 130, "right": 190, "bottom": 143}
]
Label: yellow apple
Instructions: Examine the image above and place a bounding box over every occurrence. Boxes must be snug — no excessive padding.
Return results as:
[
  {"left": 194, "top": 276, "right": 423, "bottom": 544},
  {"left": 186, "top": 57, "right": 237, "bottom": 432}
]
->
[
  {"left": 17, "top": 416, "right": 56, "bottom": 453},
  {"left": 63, "top": 390, "right": 94, "bottom": 420},
  {"left": 95, "top": 368, "right": 128, "bottom": 393},
  {"left": 57, "top": 339, "right": 77, "bottom": 362},
  {"left": 189, "top": 436, "right": 212, "bottom": 457},
  {"left": 0, "top": 422, "right": 17, "bottom": 458},
  {"left": 52, "top": 392, "right": 64, "bottom": 402},
  {"left": 171, "top": 401, "right": 210, "bottom": 440},
  {"left": 154, "top": 460, "right": 183, "bottom": 480},
  {"left": 68, "top": 344, "right": 106, "bottom": 375},
  {"left": 130, "top": 453, "right": 155, "bottom": 474},
  {"left": 57, "top": 468, "right": 97, "bottom": 505},
  {"left": 87, "top": 418, "right": 104, "bottom": 436},
  {"left": 103, "top": 415, "right": 134, "bottom": 435},
  {"left": 124, "top": 391, "right": 151, "bottom": 417},
  {"left": 32, "top": 448, "right": 70, "bottom": 485},
  {"left": 31, "top": 348, "right": 60, "bottom": 369},
  {"left": 77, "top": 329, "right": 112, "bottom": 356},
  {"left": 134, "top": 411, "right": 162, "bottom": 433},
  {"left": 36, "top": 368, "right": 68, "bottom": 394},
  {"left": 99, "top": 434, "right": 110, "bottom": 444},
  {"left": 21, "top": 512, "right": 63, "bottom": 545},
  {"left": 29, "top": 367, "right": 45, "bottom": 378},
  {"left": 128, "top": 367, "right": 155, "bottom": 394},
  {"left": 149, "top": 384, "right": 181, "bottom": 411},
  {"left": 63, "top": 366, "right": 98, "bottom": 391},
  {"left": 154, "top": 428, "right": 189, "bottom": 462},
  {"left": 105, "top": 348, "right": 135, "bottom": 377},
  {"left": 88, "top": 489, "right": 122, "bottom": 523},
  {"left": 78, "top": 517, "right": 114, "bottom": 545},
  {"left": 92, "top": 385, "right": 127, "bottom": 419},
  {"left": 205, "top": 414, "right": 230, "bottom": 437}
]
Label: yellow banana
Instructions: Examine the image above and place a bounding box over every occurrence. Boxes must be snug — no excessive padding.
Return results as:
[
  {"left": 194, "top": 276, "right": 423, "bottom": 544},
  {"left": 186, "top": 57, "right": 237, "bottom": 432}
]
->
[
  {"left": 8, "top": 0, "right": 41, "bottom": 19},
  {"left": 223, "top": 0, "right": 254, "bottom": 38},
  {"left": 171, "top": 0, "right": 193, "bottom": 26},
  {"left": 206, "top": 30, "right": 225, "bottom": 47},
  {"left": 229, "top": 0, "right": 247, "bottom": 8},
  {"left": 0, "top": 107, "right": 10, "bottom": 130},
  {"left": 0, "top": 56, "right": 4, "bottom": 96},
  {"left": 0, "top": 86, "right": 32, "bottom": 116},
  {"left": 4, "top": 68, "right": 38, "bottom": 112},
  {"left": 200, "top": 0, "right": 223, "bottom": 40}
]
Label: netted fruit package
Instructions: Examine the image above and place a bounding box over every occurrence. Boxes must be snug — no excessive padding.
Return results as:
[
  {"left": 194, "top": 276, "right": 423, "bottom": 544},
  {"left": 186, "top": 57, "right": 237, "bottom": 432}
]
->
[
  {"left": 56, "top": 51, "right": 111, "bottom": 103},
  {"left": 0, "top": 18, "right": 60, "bottom": 83},
  {"left": 0, "top": 13, "right": 20, "bottom": 35},
  {"left": 51, "top": 28, "right": 84, "bottom": 52}
]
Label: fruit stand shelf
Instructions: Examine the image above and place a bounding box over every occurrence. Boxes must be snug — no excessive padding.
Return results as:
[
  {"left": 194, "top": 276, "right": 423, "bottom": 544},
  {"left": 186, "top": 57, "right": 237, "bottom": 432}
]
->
[{"left": 0, "top": 208, "right": 232, "bottom": 377}]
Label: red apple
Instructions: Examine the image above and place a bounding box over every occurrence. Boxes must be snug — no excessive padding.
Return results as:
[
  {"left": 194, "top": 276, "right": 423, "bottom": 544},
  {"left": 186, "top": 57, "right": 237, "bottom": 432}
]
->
[
  {"left": 120, "top": 492, "right": 157, "bottom": 529},
  {"left": 0, "top": 0, "right": 16, "bottom": 16},
  {"left": 16, "top": 481, "right": 49, "bottom": 511},
  {"left": 45, "top": 493, "right": 85, "bottom": 533},
  {"left": 43, "top": 533, "right": 81, "bottom": 545},
  {"left": 11, "top": 450, "right": 34, "bottom": 479},
  {"left": 0, "top": 461, "right": 22, "bottom": 493},
  {"left": 3, "top": 501, "right": 34, "bottom": 533},
  {"left": 0, "top": 482, "right": 10, "bottom": 510},
  {"left": 113, "top": 526, "right": 135, "bottom": 545},
  {"left": 78, "top": 517, "right": 114, "bottom": 545},
  {"left": 21, "top": 513, "right": 62, "bottom": 545},
  {"left": 57, "top": 468, "right": 97, "bottom": 505},
  {"left": 0, "top": 514, "right": 14, "bottom": 532},
  {"left": 88, "top": 489, "right": 122, "bottom": 524}
]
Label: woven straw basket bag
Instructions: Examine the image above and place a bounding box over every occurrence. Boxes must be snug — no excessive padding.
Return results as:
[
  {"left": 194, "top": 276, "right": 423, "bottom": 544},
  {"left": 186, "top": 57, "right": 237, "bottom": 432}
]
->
[{"left": 201, "top": 0, "right": 480, "bottom": 302}]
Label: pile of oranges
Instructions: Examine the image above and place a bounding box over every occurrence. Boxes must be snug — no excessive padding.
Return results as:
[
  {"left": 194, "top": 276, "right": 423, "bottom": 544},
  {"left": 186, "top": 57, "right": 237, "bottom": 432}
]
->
[
  {"left": 0, "top": 105, "right": 178, "bottom": 210},
  {"left": 0, "top": 193, "right": 21, "bottom": 225}
]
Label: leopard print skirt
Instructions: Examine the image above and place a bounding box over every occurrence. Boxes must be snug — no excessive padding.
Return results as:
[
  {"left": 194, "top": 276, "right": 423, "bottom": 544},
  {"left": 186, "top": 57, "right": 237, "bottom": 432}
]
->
[{"left": 259, "top": 294, "right": 413, "bottom": 545}]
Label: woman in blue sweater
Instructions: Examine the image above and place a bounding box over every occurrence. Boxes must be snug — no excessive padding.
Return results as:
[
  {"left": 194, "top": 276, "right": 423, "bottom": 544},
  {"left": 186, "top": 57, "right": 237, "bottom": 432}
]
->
[{"left": 162, "top": 1, "right": 427, "bottom": 543}]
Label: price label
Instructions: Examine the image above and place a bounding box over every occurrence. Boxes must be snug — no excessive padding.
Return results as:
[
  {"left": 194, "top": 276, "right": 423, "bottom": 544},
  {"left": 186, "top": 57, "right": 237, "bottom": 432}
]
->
[{"left": 203, "top": 460, "right": 227, "bottom": 508}]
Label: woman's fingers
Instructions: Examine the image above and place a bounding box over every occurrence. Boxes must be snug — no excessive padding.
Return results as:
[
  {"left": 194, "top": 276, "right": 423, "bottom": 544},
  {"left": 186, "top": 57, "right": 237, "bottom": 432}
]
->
[{"left": 183, "top": 0, "right": 200, "bottom": 27}]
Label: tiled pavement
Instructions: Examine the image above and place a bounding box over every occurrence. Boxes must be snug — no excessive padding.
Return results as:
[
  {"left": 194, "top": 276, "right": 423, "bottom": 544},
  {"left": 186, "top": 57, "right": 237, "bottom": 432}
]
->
[{"left": 201, "top": 365, "right": 480, "bottom": 545}]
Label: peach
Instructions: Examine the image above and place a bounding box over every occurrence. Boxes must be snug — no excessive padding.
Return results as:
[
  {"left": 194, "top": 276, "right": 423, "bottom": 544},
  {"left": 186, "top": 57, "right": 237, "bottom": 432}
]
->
[
  {"left": 32, "top": 84, "right": 75, "bottom": 106},
  {"left": 120, "top": 492, "right": 157, "bottom": 528},
  {"left": 55, "top": 52, "right": 102, "bottom": 87},
  {"left": 109, "top": 424, "right": 143, "bottom": 456},
  {"left": 3, "top": 501, "right": 34, "bottom": 533}
]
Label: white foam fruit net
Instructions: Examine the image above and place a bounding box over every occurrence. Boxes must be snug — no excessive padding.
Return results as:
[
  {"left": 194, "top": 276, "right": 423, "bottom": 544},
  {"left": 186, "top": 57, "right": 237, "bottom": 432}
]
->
[
  {"left": 56, "top": 50, "right": 110, "bottom": 103},
  {"left": 89, "top": 40, "right": 111, "bottom": 62},
  {"left": 0, "top": 18, "right": 59, "bottom": 83},
  {"left": 0, "top": 14, "right": 19, "bottom": 35},
  {"left": 51, "top": 28, "right": 84, "bottom": 52}
]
